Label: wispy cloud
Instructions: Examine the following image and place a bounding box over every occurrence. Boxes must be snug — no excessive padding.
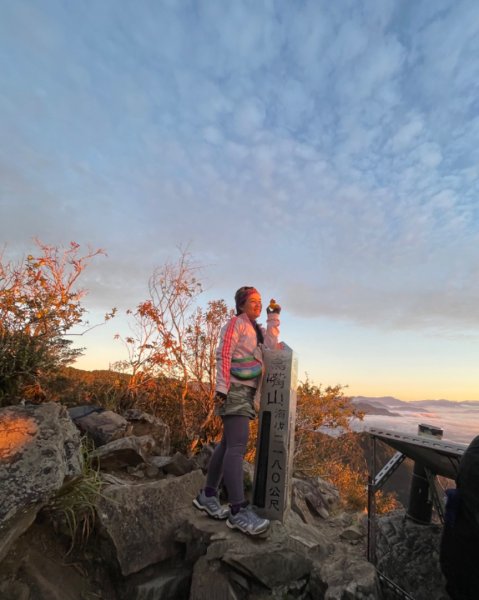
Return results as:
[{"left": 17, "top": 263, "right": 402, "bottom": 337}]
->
[{"left": 1, "top": 0, "right": 479, "bottom": 339}]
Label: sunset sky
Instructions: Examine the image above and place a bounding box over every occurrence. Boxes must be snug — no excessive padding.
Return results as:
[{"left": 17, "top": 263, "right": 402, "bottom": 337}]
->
[{"left": 1, "top": 1, "right": 479, "bottom": 402}]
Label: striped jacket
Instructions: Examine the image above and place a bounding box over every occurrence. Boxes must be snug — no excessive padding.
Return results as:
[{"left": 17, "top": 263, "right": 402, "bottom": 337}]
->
[{"left": 215, "top": 311, "right": 281, "bottom": 396}]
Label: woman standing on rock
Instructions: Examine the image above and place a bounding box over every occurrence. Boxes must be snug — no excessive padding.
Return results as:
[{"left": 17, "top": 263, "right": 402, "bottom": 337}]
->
[{"left": 193, "top": 286, "right": 281, "bottom": 536}]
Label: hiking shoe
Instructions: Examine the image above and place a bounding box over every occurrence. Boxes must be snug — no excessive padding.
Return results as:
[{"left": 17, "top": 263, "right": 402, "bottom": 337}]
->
[
  {"left": 226, "top": 505, "right": 270, "bottom": 536},
  {"left": 193, "top": 490, "right": 229, "bottom": 520}
]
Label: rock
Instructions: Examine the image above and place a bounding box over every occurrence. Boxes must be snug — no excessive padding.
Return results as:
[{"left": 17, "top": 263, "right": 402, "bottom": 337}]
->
[
  {"left": 0, "top": 522, "right": 112, "bottom": 600},
  {"left": 148, "top": 456, "right": 174, "bottom": 470},
  {"left": 228, "top": 570, "right": 250, "bottom": 593},
  {"left": 146, "top": 452, "right": 197, "bottom": 476},
  {"left": 188, "top": 517, "right": 315, "bottom": 591},
  {"left": 123, "top": 409, "right": 171, "bottom": 455},
  {"left": 222, "top": 545, "right": 311, "bottom": 590},
  {"left": 121, "top": 562, "right": 192, "bottom": 600},
  {"left": 1, "top": 403, "right": 406, "bottom": 600},
  {"left": 13, "top": 546, "right": 90, "bottom": 600},
  {"left": 310, "top": 555, "right": 380, "bottom": 599},
  {"left": 69, "top": 406, "right": 128, "bottom": 446},
  {"left": 191, "top": 443, "right": 215, "bottom": 472},
  {"left": 0, "top": 403, "right": 82, "bottom": 561},
  {"left": 176, "top": 510, "right": 323, "bottom": 597},
  {"left": 283, "top": 510, "right": 333, "bottom": 559},
  {"left": 340, "top": 526, "right": 364, "bottom": 542},
  {"left": 162, "top": 451, "right": 195, "bottom": 476},
  {"left": 96, "top": 469, "right": 204, "bottom": 575},
  {"left": 242, "top": 461, "right": 255, "bottom": 503},
  {"left": 127, "top": 465, "right": 146, "bottom": 479},
  {"left": 177, "top": 505, "right": 373, "bottom": 598},
  {"left": 0, "top": 580, "right": 30, "bottom": 600},
  {"left": 292, "top": 476, "right": 339, "bottom": 524},
  {"left": 145, "top": 465, "right": 160, "bottom": 478},
  {"left": 91, "top": 435, "right": 156, "bottom": 470},
  {"left": 376, "top": 510, "right": 449, "bottom": 600},
  {"left": 292, "top": 482, "right": 317, "bottom": 524},
  {"left": 100, "top": 472, "right": 131, "bottom": 486},
  {"left": 0, "top": 507, "right": 38, "bottom": 566},
  {"left": 190, "top": 555, "right": 240, "bottom": 600},
  {"left": 175, "top": 515, "right": 230, "bottom": 564}
]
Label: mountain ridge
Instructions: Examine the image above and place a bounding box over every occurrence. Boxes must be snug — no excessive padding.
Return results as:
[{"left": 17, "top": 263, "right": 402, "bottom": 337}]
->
[
  {"left": 352, "top": 396, "right": 479, "bottom": 417},
  {"left": 352, "top": 395, "right": 479, "bottom": 405}
]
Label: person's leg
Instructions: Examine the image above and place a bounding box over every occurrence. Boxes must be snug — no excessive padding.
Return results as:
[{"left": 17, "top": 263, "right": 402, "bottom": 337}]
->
[
  {"left": 221, "top": 415, "right": 250, "bottom": 506},
  {"left": 205, "top": 431, "right": 227, "bottom": 492},
  {"left": 221, "top": 415, "right": 270, "bottom": 536},
  {"left": 193, "top": 426, "right": 229, "bottom": 519}
]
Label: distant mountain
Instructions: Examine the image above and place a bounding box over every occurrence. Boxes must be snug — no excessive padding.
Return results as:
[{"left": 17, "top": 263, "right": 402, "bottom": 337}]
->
[
  {"left": 363, "top": 396, "right": 403, "bottom": 406},
  {"left": 409, "top": 399, "right": 479, "bottom": 408},
  {"left": 352, "top": 396, "right": 479, "bottom": 418},
  {"left": 351, "top": 396, "right": 422, "bottom": 415},
  {"left": 351, "top": 400, "right": 401, "bottom": 417},
  {"left": 350, "top": 396, "right": 479, "bottom": 445}
]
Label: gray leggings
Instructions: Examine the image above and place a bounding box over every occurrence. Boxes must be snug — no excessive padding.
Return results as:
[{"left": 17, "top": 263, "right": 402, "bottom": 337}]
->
[{"left": 205, "top": 415, "right": 250, "bottom": 505}]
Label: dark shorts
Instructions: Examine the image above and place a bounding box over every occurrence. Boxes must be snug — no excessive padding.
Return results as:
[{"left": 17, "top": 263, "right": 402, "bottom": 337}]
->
[{"left": 216, "top": 383, "right": 256, "bottom": 419}]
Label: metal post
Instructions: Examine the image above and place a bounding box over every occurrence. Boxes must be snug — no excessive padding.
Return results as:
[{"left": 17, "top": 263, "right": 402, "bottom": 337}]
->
[{"left": 367, "top": 435, "right": 377, "bottom": 564}]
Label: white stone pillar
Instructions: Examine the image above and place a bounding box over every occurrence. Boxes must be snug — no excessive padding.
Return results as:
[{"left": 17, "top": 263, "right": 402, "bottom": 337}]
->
[{"left": 253, "top": 343, "right": 298, "bottom": 522}]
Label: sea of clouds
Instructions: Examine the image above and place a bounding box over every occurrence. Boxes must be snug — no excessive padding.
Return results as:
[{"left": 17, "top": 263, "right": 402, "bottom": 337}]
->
[{"left": 350, "top": 399, "right": 479, "bottom": 445}]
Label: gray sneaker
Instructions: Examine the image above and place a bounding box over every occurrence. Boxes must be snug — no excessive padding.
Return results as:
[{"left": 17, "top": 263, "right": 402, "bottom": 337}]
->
[
  {"left": 193, "top": 490, "right": 229, "bottom": 520},
  {"left": 226, "top": 505, "right": 270, "bottom": 536}
]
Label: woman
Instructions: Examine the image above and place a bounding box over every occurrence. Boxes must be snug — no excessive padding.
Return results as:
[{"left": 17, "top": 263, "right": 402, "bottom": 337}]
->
[{"left": 193, "top": 286, "right": 281, "bottom": 535}]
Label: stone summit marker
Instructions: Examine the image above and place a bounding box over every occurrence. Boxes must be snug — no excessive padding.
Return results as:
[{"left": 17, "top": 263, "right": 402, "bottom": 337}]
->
[{"left": 253, "top": 343, "right": 298, "bottom": 522}]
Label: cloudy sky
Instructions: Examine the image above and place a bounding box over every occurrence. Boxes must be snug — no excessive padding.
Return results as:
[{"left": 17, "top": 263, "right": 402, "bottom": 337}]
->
[{"left": 1, "top": 0, "right": 479, "bottom": 401}]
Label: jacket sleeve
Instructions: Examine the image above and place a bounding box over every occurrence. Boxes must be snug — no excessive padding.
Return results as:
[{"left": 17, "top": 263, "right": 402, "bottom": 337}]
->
[
  {"left": 262, "top": 312, "right": 281, "bottom": 349},
  {"left": 215, "top": 317, "right": 240, "bottom": 395}
]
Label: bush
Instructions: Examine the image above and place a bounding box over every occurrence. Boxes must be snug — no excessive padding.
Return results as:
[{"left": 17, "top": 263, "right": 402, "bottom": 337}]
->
[
  {"left": 293, "top": 378, "right": 398, "bottom": 513},
  {"left": 0, "top": 241, "right": 109, "bottom": 406}
]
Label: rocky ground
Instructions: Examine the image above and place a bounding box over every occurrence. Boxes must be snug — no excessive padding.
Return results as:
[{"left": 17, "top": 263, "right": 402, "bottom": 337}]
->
[{"left": 0, "top": 402, "right": 450, "bottom": 599}]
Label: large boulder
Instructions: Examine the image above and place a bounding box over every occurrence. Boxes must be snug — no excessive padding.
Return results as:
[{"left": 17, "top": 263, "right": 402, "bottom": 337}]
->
[
  {"left": 69, "top": 406, "right": 129, "bottom": 446},
  {"left": 91, "top": 434, "right": 157, "bottom": 470},
  {"left": 96, "top": 469, "right": 204, "bottom": 576},
  {"left": 222, "top": 544, "right": 311, "bottom": 589},
  {"left": 0, "top": 402, "right": 82, "bottom": 562},
  {"left": 179, "top": 513, "right": 312, "bottom": 598}
]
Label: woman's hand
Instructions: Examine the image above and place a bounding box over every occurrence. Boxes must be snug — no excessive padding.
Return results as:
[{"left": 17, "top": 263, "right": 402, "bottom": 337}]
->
[{"left": 266, "top": 298, "right": 281, "bottom": 314}]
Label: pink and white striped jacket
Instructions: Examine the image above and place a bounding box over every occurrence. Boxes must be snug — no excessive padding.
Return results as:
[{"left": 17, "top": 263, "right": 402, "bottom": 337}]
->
[{"left": 215, "top": 311, "right": 281, "bottom": 396}]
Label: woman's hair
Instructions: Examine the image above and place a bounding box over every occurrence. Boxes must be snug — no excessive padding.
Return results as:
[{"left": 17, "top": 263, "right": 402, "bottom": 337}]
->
[{"left": 234, "top": 286, "right": 259, "bottom": 315}]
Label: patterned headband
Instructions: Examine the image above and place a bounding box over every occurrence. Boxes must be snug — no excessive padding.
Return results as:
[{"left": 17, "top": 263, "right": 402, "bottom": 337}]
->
[{"left": 234, "top": 286, "right": 259, "bottom": 315}]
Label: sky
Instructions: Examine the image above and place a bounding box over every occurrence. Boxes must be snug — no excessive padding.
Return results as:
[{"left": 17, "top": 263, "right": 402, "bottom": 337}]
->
[{"left": 1, "top": 0, "right": 479, "bottom": 402}]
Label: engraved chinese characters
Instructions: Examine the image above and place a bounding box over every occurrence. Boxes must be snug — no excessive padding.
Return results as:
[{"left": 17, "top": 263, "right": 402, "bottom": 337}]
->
[{"left": 253, "top": 344, "right": 298, "bottom": 522}]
